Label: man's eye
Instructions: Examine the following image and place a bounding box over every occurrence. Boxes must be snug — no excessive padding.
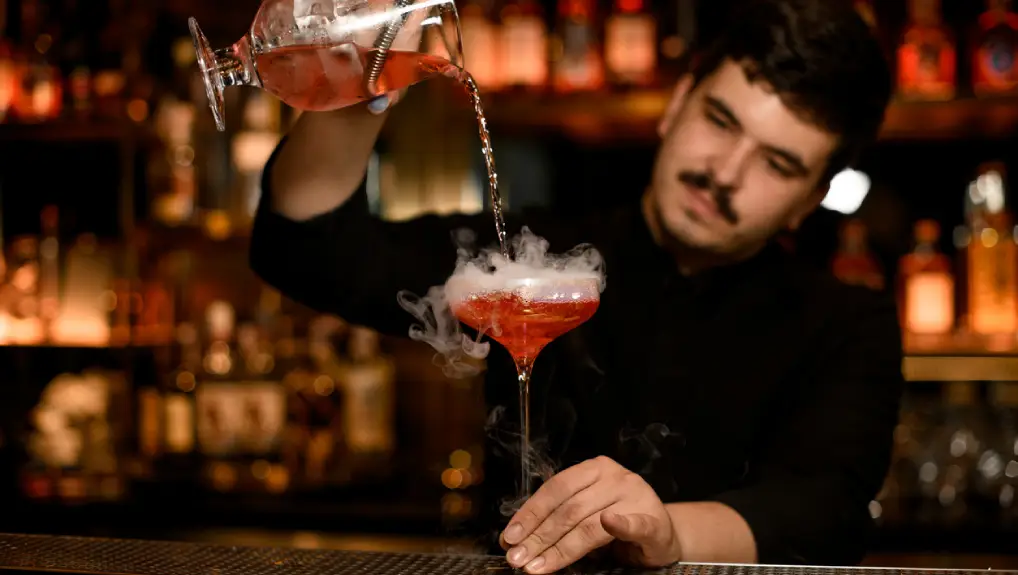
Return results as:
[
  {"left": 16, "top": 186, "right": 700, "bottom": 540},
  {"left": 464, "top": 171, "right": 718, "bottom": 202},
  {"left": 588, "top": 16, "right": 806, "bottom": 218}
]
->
[
  {"left": 766, "top": 158, "right": 794, "bottom": 178},
  {"left": 706, "top": 112, "right": 730, "bottom": 129}
]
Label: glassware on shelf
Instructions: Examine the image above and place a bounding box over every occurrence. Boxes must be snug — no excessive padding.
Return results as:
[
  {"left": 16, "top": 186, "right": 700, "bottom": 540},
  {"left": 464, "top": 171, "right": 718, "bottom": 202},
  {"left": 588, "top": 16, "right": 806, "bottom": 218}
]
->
[{"left": 188, "top": 0, "right": 465, "bottom": 130}]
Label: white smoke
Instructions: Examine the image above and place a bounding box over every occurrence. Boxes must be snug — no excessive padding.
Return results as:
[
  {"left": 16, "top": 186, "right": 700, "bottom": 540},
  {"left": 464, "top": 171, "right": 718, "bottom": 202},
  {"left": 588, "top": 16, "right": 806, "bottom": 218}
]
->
[
  {"left": 482, "top": 405, "right": 558, "bottom": 517},
  {"left": 396, "top": 226, "right": 605, "bottom": 378}
]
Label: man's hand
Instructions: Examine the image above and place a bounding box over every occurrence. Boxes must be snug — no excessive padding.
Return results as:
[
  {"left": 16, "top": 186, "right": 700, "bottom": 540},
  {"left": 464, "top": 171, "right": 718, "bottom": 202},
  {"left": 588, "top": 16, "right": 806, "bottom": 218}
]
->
[{"left": 500, "top": 456, "right": 682, "bottom": 574}]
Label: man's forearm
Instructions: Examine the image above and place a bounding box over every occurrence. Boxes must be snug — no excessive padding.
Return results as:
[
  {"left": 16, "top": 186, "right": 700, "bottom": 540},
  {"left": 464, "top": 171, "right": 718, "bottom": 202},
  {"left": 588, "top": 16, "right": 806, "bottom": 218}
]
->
[
  {"left": 269, "top": 104, "right": 388, "bottom": 221},
  {"left": 664, "top": 502, "right": 758, "bottom": 564}
]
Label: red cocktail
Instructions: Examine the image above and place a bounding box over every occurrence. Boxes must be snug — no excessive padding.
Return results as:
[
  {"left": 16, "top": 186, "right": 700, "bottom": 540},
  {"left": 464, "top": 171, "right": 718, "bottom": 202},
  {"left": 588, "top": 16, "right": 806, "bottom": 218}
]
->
[{"left": 445, "top": 274, "right": 600, "bottom": 497}]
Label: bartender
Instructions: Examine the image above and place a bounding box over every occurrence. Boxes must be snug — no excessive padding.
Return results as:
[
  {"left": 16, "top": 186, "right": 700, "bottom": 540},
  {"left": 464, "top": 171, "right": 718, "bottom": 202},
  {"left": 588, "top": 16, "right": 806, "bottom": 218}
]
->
[{"left": 249, "top": 0, "right": 902, "bottom": 570}]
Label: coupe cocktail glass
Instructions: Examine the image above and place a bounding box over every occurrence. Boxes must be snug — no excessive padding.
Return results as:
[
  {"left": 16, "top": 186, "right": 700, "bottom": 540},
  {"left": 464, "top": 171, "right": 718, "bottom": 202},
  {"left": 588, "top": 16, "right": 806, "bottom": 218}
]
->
[
  {"left": 445, "top": 274, "right": 600, "bottom": 498},
  {"left": 188, "top": 0, "right": 464, "bottom": 130}
]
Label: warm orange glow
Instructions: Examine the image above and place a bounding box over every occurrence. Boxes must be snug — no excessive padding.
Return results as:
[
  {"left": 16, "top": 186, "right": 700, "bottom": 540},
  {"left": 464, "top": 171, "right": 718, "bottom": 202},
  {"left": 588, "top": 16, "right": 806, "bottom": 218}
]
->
[
  {"left": 127, "top": 99, "right": 149, "bottom": 122},
  {"left": 441, "top": 468, "right": 464, "bottom": 489},
  {"left": 449, "top": 449, "right": 472, "bottom": 469},
  {"left": 176, "top": 371, "right": 196, "bottom": 392}
]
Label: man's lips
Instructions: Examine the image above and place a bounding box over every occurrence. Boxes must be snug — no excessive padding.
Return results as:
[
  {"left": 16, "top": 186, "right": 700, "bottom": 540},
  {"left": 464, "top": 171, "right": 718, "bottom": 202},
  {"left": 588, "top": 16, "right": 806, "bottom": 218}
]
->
[{"left": 682, "top": 184, "right": 722, "bottom": 221}]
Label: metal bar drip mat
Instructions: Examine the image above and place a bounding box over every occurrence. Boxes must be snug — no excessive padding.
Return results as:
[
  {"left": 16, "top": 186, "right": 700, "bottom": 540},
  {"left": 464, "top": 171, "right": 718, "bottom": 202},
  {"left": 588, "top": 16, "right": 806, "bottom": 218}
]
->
[{"left": 0, "top": 533, "right": 1015, "bottom": 575}]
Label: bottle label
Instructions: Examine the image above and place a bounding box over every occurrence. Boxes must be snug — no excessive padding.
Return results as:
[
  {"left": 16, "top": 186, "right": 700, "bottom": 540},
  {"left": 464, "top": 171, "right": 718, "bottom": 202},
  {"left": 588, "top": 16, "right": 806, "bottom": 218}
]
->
[
  {"left": 975, "top": 25, "right": 1018, "bottom": 92},
  {"left": 897, "top": 29, "right": 956, "bottom": 99},
  {"left": 196, "top": 383, "right": 285, "bottom": 455},
  {"left": 905, "top": 272, "right": 955, "bottom": 334},
  {"left": 343, "top": 364, "right": 393, "bottom": 453},
  {"left": 502, "top": 16, "right": 548, "bottom": 85},
  {"left": 605, "top": 14, "right": 656, "bottom": 81},
  {"left": 164, "top": 394, "right": 194, "bottom": 453}
]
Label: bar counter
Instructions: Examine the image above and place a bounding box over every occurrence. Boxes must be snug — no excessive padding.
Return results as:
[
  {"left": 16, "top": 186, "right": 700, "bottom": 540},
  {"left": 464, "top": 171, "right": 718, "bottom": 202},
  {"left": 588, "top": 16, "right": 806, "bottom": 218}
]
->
[{"left": 2, "top": 533, "right": 1017, "bottom": 575}]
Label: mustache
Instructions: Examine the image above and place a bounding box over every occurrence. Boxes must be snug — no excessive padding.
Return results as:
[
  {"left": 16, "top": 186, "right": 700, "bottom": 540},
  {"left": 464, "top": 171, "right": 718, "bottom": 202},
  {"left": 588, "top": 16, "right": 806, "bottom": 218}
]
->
[{"left": 677, "top": 170, "right": 738, "bottom": 224}]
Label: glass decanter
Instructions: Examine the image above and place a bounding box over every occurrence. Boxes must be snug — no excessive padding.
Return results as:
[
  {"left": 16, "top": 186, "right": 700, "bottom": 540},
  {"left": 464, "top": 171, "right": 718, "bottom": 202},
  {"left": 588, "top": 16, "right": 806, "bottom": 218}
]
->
[{"left": 189, "top": 0, "right": 464, "bottom": 130}]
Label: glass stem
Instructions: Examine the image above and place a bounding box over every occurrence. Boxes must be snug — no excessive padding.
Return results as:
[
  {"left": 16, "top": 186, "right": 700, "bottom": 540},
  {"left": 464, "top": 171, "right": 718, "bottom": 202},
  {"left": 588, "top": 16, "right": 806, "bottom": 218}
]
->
[
  {"left": 216, "top": 36, "right": 260, "bottom": 89},
  {"left": 516, "top": 358, "right": 533, "bottom": 499}
]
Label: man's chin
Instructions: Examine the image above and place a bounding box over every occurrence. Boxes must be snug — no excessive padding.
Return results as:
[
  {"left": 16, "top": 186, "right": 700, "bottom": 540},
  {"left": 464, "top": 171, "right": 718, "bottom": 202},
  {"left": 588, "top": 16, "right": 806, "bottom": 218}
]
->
[{"left": 661, "top": 215, "right": 721, "bottom": 249}]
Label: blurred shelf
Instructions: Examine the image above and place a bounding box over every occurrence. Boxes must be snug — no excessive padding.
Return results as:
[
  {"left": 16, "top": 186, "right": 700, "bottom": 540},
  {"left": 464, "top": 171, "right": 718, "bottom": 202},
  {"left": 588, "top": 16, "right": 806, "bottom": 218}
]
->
[
  {"left": 0, "top": 119, "right": 154, "bottom": 144},
  {"left": 903, "top": 332, "right": 1018, "bottom": 381},
  {"left": 4, "top": 93, "right": 1015, "bottom": 145},
  {"left": 482, "top": 89, "right": 668, "bottom": 142},
  {"left": 904, "top": 356, "right": 1018, "bottom": 382},
  {"left": 477, "top": 90, "right": 1018, "bottom": 142},
  {"left": 882, "top": 95, "right": 1018, "bottom": 140}
]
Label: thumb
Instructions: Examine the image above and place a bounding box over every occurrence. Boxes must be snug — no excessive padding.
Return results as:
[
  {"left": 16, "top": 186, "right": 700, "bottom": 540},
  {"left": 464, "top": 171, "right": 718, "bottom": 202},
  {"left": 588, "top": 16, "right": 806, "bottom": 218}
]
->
[{"left": 600, "top": 512, "right": 656, "bottom": 543}]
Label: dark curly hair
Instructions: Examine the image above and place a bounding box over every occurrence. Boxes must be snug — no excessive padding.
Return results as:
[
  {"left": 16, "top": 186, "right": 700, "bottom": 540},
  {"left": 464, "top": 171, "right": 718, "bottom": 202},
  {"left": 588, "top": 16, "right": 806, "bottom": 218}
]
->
[{"left": 680, "top": 0, "right": 892, "bottom": 181}]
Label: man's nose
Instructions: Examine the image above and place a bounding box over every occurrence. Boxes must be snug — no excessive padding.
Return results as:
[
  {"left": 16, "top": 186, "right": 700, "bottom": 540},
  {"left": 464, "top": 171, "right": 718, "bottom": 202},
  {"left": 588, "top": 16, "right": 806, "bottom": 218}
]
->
[{"left": 710, "top": 138, "right": 755, "bottom": 191}]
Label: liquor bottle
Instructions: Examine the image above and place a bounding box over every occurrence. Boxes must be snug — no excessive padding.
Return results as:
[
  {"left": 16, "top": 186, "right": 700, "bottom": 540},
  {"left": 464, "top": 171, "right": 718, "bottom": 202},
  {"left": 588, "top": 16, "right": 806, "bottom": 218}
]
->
[
  {"left": 0, "top": 0, "right": 18, "bottom": 121},
  {"left": 460, "top": 0, "right": 503, "bottom": 90},
  {"left": 552, "top": 0, "right": 604, "bottom": 92},
  {"left": 500, "top": 0, "right": 549, "bottom": 90},
  {"left": 7, "top": 236, "right": 44, "bottom": 345},
  {"left": 304, "top": 316, "right": 346, "bottom": 485},
  {"left": 831, "top": 218, "right": 884, "bottom": 290},
  {"left": 11, "top": 0, "right": 63, "bottom": 122},
  {"left": 231, "top": 93, "right": 281, "bottom": 223},
  {"left": 151, "top": 97, "right": 197, "bottom": 226},
  {"left": 897, "top": 0, "right": 956, "bottom": 101},
  {"left": 38, "top": 206, "right": 59, "bottom": 335},
  {"left": 603, "top": 0, "right": 657, "bottom": 88},
  {"left": 338, "top": 326, "right": 396, "bottom": 476},
  {"left": 60, "top": 0, "right": 91, "bottom": 119},
  {"left": 196, "top": 301, "right": 240, "bottom": 462},
  {"left": 51, "top": 234, "right": 112, "bottom": 346},
  {"left": 161, "top": 322, "right": 201, "bottom": 479},
  {"left": 972, "top": 0, "right": 1018, "bottom": 97},
  {"left": 135, "top": 281, "right": 175, "bottom": 346},
  {"left": 235, "top": 322, "right": 286, "bottom": 463},
  {"left": 966, "top": 163, "right": 1017, "bottom": 335},
  {"left": 899, "top": 220, "right": 955, "bottom": 335}
]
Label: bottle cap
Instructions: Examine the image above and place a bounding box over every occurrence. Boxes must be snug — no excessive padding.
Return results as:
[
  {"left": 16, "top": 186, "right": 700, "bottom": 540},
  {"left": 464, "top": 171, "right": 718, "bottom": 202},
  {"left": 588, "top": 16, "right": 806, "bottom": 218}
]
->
[
  {"left": 840, "top": 218, "right": 867, "bottom": 241},
  {"left": 914, "top": 219, "right": 940, "bottom": 243}
]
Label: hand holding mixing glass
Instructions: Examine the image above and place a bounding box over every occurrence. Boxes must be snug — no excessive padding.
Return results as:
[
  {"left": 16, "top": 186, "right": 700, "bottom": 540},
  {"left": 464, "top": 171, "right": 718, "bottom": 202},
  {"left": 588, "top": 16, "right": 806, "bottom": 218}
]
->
[{"left": 188, "top": 0, "right": 463, "bottom": 130}]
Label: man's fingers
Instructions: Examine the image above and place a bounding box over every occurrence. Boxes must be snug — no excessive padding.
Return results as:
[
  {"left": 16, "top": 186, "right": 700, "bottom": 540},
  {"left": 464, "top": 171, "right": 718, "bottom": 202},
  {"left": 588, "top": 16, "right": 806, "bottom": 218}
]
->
[
  {"left": 522, "top": 515, "right": 613, "bottom": 575},
  {"left": 506, "top": 483, "right": 620, "bottom": 569},
  {"left": 513, "top": 482, "right": 623, "bottom": 565},
  {"left": 504, "top": 457, "right": 616, "bottom": 546}
]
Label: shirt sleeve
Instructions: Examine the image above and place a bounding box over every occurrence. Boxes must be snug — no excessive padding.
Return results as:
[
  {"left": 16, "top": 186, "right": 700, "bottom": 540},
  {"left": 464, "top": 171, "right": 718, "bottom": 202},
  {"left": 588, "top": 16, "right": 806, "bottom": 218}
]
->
[
  {"left": 249, "top": 138, "right": 558, "bottom": 339},
  {"left": 712, "top": 287, "right": 904, "bottom": 566}
]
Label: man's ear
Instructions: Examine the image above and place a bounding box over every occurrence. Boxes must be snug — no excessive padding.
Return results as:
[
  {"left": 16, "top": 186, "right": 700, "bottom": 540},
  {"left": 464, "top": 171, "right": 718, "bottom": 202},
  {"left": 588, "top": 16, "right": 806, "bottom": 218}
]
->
[
  {"left": 657, "top": 75, "right": 695, "bottom": 139},
  {"left": 787, "top": 184, "right": 829, "bottom": 231}
]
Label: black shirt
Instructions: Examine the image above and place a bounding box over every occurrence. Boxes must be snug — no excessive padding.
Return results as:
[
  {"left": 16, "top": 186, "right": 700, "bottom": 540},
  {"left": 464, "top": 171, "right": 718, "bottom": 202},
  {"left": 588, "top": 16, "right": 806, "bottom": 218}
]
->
[{"left": 250, "top": 158, "right": 904, "bottom": 566}]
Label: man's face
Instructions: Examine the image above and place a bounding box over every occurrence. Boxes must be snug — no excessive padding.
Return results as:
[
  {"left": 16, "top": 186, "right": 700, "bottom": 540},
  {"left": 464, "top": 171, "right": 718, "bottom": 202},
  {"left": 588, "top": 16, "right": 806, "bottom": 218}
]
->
[{"left": 649, "top": 58, "right": 839, "bottom": 258}]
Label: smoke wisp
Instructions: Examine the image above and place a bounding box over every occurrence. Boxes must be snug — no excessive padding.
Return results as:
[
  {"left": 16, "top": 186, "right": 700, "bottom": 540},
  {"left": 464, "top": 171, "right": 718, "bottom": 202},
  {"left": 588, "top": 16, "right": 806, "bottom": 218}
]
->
[
  {"left": 484, "top": 405, "right": 559, "bottom": 517},
  {"left": 396, "top": 226, "right": 605, "bottom": 377}
]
